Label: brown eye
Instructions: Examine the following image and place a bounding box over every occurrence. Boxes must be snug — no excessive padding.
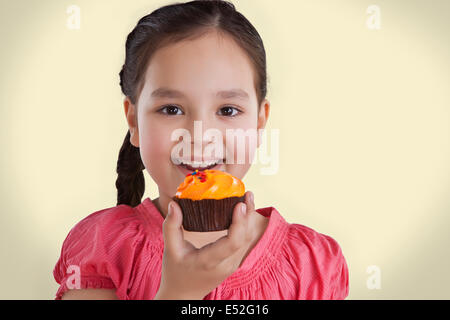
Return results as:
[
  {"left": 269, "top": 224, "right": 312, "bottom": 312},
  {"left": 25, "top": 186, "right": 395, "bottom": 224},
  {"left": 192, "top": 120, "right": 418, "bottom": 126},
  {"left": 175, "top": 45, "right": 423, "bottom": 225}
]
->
[
  {"left": 218, "top": 106, "right": 240, "bottom": 117},
  {"left": 159, "top": 105, "right": 183, "bottom": 116}
]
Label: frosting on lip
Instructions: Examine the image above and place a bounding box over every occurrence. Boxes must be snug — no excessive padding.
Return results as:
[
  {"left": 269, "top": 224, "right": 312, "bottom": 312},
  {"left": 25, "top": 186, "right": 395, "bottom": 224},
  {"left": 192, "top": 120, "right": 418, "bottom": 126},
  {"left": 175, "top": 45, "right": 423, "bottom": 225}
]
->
[{"left": 175, "top": 169, "right": 245, "bottom": 200}]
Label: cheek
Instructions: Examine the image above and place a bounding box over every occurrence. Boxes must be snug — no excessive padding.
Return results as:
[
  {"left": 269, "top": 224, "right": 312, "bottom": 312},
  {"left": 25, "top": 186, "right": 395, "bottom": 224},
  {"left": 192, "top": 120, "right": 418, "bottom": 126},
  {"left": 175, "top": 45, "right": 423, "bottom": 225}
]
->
[
  {"left": 138, "top": 123, "right": 173, "bottom": 174},
  {"left": 139, "top": 122, "right": 183, "bottom": 196},
  {"left": 225, "top": 118, "right": 258, "bottom": 163}
]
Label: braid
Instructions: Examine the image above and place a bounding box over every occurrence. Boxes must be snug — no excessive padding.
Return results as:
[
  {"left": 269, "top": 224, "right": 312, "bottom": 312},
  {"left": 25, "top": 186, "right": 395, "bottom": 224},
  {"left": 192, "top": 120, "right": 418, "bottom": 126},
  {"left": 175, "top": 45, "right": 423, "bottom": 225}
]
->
[{"left": 115, "top": 130, "right": 145, "bottom": 207}]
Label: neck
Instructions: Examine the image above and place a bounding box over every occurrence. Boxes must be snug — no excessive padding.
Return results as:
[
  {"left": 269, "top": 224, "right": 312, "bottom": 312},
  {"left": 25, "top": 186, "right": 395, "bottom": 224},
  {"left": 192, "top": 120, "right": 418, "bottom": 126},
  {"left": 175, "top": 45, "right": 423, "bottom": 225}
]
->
[{"left": 152, "top": 194, "right": 170, "bottom": 219}]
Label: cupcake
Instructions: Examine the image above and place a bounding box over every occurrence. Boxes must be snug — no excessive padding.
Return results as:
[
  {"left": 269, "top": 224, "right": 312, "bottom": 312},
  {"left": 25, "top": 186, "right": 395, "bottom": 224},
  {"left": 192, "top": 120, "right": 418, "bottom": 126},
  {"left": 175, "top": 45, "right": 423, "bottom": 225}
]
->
[{"left": 172, "top": 169, "right": 245, "bottom": 232}]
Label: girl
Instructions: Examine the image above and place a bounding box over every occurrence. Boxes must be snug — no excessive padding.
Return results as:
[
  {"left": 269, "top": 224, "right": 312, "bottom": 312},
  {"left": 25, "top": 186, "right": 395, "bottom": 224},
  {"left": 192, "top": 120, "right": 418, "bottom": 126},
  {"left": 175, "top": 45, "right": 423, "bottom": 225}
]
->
[{"left": 53, "top": 0, "right": 349, "bottom": 300}]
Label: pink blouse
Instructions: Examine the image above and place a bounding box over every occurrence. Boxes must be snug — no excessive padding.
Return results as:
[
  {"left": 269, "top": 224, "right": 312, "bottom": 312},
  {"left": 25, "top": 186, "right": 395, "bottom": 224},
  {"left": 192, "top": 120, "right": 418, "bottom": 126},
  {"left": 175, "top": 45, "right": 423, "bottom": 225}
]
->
[{"left": 53, "top": 197, "right": 349, "bottom": 300}]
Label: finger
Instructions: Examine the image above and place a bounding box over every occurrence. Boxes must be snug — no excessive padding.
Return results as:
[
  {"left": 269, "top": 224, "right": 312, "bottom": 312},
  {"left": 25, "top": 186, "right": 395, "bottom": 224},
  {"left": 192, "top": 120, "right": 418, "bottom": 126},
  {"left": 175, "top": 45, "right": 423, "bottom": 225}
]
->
[
  {"left": 199, "top": 201, "right": 248, "bottom": 266},
  {"left": 245, "top": 191, "right": 255, "bottom": 214},
  {"left": 162, "top": 201, "right": 185, "bottom": 259}
]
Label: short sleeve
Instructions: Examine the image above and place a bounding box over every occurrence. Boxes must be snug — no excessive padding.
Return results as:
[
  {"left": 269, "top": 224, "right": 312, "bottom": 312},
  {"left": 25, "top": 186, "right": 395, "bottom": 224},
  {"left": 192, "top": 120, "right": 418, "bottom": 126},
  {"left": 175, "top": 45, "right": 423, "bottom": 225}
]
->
[
  {"left": 283, "top": 224, "right": 350, "bottom": 300},
  {"left": 328, "top": 238, "right": 349, "bottom": 300},
  {"left": 52, "top": 205, "right": 140, "bottom": 300}
]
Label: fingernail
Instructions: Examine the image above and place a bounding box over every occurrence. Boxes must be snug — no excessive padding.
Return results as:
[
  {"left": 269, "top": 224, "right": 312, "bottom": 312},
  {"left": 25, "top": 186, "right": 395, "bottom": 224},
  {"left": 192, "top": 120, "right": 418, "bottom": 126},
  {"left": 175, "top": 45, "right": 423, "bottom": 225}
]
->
[
  {"left": 241, "top": 203, "right": 247, "bottom": 215},
  {"left": 168, "top": 202, "right": 173, "bottom": 216},
  {"left": 249, "top": 192, "right": 254, "bottom": 203}
]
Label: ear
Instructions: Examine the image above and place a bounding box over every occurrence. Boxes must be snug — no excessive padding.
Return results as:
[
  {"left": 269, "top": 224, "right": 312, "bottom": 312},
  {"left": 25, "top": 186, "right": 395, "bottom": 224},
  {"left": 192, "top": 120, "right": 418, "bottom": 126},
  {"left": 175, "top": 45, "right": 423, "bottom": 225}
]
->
[
  {"left": 257, "top": 98, "right": 270, "bottom": 148},
  {"left": 123, "top": 97, "right": 140, "bottom": 147}
]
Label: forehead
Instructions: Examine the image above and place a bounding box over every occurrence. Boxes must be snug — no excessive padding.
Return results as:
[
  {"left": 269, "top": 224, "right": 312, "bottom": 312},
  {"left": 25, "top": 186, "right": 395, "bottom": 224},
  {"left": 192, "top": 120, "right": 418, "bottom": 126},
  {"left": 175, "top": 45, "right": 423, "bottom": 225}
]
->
[{"left": 142, "top": 31, "right": 256, "bottom": 100}]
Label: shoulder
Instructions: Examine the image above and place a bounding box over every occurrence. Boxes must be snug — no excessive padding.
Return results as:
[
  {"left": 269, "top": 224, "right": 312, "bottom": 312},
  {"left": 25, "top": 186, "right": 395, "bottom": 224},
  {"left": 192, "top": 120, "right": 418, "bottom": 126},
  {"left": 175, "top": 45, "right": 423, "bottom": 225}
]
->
[
  {"left": 61, "top": 204, "right": 142, "bottom": 249},
  {"left": 285, "top": 223, "right": 343, "bottom": 257},
  {"left": 53, "top": 203, "right": 156, "bottom": 299},
  {"left": 282, "top": 223, "right": 349, "bottom": 299},
  {"left": 55, "top": 203, "right": 148, "bottom": 271}
]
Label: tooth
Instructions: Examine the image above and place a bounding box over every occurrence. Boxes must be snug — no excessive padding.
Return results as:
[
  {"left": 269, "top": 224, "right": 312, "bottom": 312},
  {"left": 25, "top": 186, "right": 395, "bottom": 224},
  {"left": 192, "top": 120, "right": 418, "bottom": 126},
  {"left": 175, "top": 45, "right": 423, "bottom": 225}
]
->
[
  {"left": 180, "top": 160, "right": 221, "bottom": 169},
  {"left": 192, "top": 162, "right": 202, "bottom": 168}
]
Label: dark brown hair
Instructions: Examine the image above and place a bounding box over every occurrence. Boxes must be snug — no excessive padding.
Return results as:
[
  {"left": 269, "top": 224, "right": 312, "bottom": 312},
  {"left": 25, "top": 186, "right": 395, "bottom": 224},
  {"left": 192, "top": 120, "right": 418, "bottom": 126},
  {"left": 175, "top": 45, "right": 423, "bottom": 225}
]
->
[{"left": 116, "top": 0, "right": 267, "bottom": 207}]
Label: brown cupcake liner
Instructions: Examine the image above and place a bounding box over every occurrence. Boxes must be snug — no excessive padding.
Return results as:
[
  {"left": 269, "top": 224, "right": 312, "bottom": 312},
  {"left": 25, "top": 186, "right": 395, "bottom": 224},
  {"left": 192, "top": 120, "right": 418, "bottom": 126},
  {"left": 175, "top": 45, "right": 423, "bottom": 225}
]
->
[{"left": 172, "top": 196, "right": 246, "bottom": 232}]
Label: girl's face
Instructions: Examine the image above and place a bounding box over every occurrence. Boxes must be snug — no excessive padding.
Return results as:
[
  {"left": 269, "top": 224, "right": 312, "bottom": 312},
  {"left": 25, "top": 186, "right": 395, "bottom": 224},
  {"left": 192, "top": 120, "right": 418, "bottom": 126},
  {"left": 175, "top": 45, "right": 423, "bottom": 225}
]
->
[{"left": 124, "top": 30, "right": 269, "bottom": 210}]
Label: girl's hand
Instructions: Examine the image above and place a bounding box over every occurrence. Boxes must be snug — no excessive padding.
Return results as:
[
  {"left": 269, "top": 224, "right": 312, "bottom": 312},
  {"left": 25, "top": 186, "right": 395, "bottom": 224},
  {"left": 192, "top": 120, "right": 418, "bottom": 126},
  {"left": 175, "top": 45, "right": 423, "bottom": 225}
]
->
[{"left": 154, "top": 191, "right": 256, "bottom": 300}]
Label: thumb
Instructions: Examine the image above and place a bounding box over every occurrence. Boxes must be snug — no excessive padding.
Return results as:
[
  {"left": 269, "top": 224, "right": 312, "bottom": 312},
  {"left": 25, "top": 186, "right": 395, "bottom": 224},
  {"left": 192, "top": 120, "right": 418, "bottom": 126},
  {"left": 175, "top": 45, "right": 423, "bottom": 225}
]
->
[{"left": 162, "top": 201, "right": 184, "bottom": 257}]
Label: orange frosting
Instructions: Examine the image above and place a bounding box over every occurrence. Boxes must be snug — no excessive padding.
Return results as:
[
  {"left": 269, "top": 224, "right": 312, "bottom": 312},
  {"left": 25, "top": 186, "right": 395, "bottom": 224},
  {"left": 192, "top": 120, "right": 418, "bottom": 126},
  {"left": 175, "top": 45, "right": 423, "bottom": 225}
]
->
[{"left": 175, "top": 169, "right": 245, "bottom": 200}]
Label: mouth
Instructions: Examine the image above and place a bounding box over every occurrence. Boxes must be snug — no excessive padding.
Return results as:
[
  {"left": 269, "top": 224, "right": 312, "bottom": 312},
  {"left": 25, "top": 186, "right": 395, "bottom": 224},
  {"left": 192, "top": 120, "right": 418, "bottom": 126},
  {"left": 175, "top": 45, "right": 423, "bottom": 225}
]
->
[{"left": 176, "top": 159, "right": 225, "bottom": 175}]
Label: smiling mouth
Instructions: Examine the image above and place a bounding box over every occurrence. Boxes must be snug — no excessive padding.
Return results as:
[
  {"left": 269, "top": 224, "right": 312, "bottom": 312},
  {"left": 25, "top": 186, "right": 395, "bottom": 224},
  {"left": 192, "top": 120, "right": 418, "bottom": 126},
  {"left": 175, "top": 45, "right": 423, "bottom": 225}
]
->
[{"left": 177, "top": 159, "right": 225, "bottom": 172}]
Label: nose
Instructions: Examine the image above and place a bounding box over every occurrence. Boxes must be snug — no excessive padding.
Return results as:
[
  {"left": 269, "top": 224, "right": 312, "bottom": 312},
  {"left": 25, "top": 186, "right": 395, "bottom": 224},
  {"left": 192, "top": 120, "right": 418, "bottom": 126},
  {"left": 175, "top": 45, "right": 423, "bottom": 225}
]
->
[
  {"left": 184, "top": 109, "right": 214, "bottom": 142},
  {"left": 185, "top": 117, "right": 224, "bottom": 161}
]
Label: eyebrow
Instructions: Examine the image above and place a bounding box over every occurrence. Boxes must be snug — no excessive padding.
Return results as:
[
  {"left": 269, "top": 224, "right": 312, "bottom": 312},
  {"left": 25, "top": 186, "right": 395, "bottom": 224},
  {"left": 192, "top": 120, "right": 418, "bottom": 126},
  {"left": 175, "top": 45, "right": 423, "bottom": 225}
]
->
[{"left": 150, "top": 87, "right": 250, "bottom": 100}]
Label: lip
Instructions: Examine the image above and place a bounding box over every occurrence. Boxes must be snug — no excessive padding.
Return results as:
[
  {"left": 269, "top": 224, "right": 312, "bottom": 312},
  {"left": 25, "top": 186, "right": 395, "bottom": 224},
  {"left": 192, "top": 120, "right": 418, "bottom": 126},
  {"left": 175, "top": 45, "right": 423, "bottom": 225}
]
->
[{"left": 176, "top": 162, "right": 225, "bottom": 176}]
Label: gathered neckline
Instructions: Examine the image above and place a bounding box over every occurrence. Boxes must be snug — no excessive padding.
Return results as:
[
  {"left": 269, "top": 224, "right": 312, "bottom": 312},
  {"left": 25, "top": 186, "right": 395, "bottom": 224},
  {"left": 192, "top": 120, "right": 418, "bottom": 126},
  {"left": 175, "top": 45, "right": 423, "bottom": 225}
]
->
[{"left": 138, "top": 197, "right": 289, "bottom": 290}]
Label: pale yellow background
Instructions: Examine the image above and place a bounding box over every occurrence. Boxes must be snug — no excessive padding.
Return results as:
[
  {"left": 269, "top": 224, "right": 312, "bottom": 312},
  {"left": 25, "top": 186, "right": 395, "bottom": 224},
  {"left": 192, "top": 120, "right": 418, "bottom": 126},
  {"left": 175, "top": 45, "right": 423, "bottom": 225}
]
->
[{"left": 1, "top": 0, "right": 449, "bottom": 299}]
